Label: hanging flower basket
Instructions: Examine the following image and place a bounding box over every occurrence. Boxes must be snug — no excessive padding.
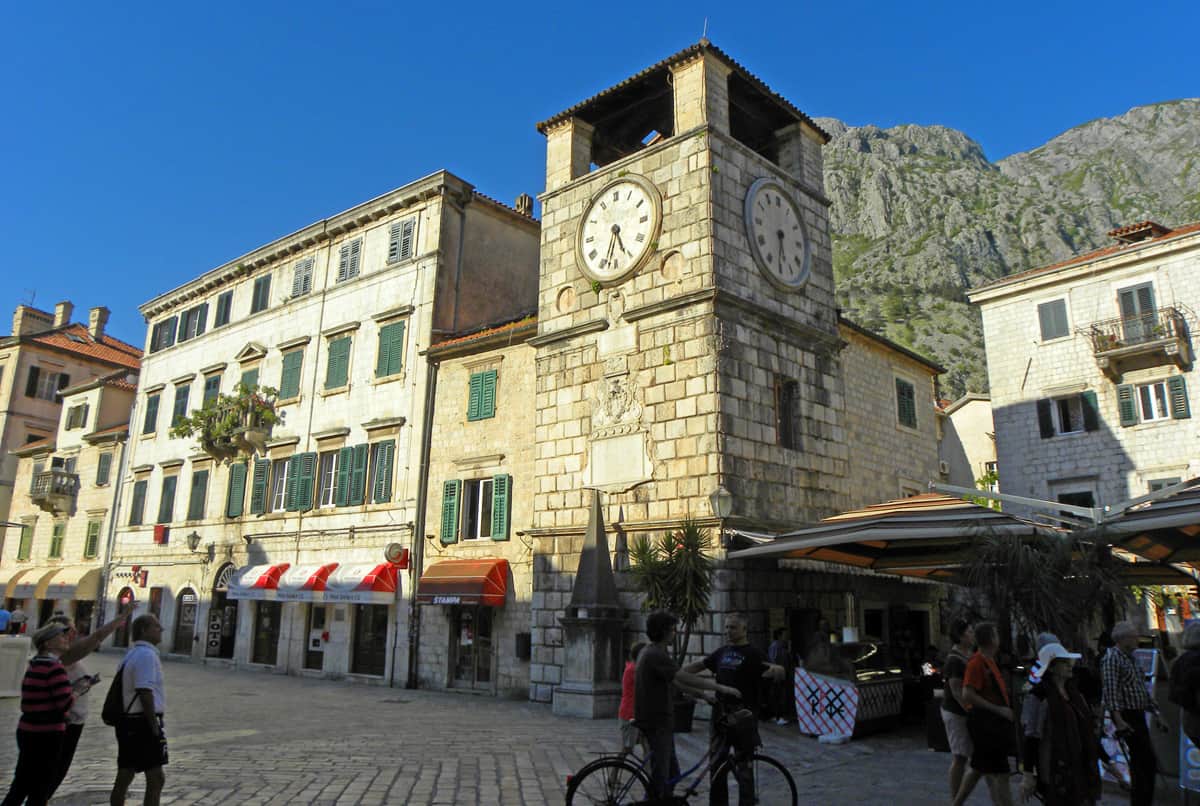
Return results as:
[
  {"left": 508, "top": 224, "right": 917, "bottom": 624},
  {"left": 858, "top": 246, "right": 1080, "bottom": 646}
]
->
[{"left": 171, "top": 383, "right": 283, "bottom": 463}]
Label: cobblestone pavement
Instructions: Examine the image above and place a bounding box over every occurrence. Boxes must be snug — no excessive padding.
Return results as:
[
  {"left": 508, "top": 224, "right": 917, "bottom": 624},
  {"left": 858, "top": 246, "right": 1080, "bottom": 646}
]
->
[{"left": 0, "top": 653, "right": 1161, "bottom": 804}]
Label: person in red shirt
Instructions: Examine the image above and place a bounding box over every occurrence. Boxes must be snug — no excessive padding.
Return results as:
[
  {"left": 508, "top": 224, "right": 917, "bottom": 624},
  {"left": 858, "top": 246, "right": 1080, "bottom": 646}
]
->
[
  {"left": 618, "top": 642, "right": 647, "bottom": 753},
  {"left": 2, "top": 622, "right": 74, "bottom": 805},
  {"left": 952, "top": 622, "right": 1014, "bottom": 806}
]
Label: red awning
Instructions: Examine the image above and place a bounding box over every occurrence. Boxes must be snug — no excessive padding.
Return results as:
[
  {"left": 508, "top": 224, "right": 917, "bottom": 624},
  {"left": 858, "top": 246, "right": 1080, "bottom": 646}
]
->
[
  {"left": 324, "top": 563, "right": 399, "bottom": 604},
  {"left": 417, "top": 558, "right": 509, "bottom": 607},
  {"left": 228, "top": 563, "right": 291, "bottom": 600},
  {"left": 276, "top": 563, "right": 340, "bottom": 601}
]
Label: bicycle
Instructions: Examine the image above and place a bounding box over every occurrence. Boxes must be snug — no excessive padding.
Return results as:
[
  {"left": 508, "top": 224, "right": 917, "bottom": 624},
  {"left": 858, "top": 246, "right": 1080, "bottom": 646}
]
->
[{"left": 565, "top": 701, "right": 797, "bottom": 805}]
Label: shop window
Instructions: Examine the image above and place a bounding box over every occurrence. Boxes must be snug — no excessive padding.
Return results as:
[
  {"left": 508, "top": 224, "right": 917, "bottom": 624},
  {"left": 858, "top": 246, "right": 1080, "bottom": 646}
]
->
[
  {"left": 251, "top": 601, "right": 281, "bottom": 665},
  {"left": 451, "top": 605, "right": 493, "bottom": 688},
  {"left": 351, "top": 604, "right": 387, "bottom": 676}
]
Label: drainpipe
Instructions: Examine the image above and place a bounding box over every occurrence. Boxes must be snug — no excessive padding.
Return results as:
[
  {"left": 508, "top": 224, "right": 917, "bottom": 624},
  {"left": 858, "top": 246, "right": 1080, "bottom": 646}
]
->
[{"left": 405, "top": 357, "right": 439, "bottom": 689}]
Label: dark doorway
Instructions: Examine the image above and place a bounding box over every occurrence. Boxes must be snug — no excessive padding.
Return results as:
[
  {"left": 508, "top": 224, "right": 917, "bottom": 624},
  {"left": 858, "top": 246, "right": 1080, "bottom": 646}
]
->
[
  {"left": 113, "top": 587, "right": 135, "bottom": 647},
  {"left": 304, "top": 605, "right": 327, "bottom": 671},
  {"left": 206, "top": 564, "right": 237, "bottom": 659},
  {"left": 251, "top": 601, "right": 281, "bottom": 665},
  {"left": 351, "top": 604, "right": 387, "bottom": 676},
  {"left": 73, "top": 601, "right": 94, "bottom": 635},
  {"left": 173, "top": 589, "right": 198, "bottom": 654},
  {"left": 451, "top": 605, "right": 493, "bottom": 688},
  {"left": 39, "top": 599, "right": 56, "bottom": 625}
]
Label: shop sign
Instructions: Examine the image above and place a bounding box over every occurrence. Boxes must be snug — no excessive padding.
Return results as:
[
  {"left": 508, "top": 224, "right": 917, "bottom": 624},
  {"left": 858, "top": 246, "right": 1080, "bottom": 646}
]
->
[
  {"left": 432, "top": 595, "right": 460, "bottom": 605},
  {"left": 794, "top": 668, "right": 858, "bottom": 738}
]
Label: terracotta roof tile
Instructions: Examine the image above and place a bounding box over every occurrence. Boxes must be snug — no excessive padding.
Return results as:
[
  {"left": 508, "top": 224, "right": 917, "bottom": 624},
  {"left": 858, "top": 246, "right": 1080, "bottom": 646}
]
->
[
  {"left": 973, "top": 220, "right": 1200, "bottom": 293},
  {"left": 25, "top": 324, "right": 141, "bottom": 370},
  {"left": 428, "top": 315, "right": 537, "bottom": 352},
  {"left": 85, "top": 422, "right": 131, "bottom": 440}
]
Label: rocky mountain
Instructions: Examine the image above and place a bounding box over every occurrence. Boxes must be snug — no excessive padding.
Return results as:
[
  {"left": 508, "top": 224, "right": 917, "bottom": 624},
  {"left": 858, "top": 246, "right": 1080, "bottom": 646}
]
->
[{"left": 820, "top": 98, "right": 1200, "bottom": 397}]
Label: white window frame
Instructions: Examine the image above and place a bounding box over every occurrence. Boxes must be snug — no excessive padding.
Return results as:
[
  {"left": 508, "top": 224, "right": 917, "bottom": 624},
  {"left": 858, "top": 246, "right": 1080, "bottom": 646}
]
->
[
  {"left": 35, "top": 371, "right": 63, "bottom": 401},
  {"left": 1149, "top": 477, "right": 1182, "bottom": 493},
  {"left": 317, "top": 452, "right": 338, "bottom": 508},
  {"left": 1136, "top": 380, "right": 1170, "bottom": 422},
  {"left": 269, "top": 458, "right": 291, "bottom": 512},
  {"left": 1054, "top": 395, "right": 1085, "bottom": 435},
  {"left": 461, "top": 478, "right": 494, "bottom": 540}
]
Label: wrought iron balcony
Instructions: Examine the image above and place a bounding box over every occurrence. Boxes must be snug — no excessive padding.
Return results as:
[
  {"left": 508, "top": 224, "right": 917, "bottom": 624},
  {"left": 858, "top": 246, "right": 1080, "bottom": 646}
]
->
[
  {"left": 1083, "top": 306, "right": 1193, "bottom": 381},
  {"left": 30, "top": 468, "right": 79, "bottom": 514}
]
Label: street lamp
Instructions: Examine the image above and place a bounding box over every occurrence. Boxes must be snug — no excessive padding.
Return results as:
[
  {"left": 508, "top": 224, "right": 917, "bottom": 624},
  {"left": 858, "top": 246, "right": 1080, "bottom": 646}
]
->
[
  {"left": 709, "top": 486, "right": 734, "bottom": 549},
  {"left": 186, "top": 531, "right": 202, "bottom": 552}
]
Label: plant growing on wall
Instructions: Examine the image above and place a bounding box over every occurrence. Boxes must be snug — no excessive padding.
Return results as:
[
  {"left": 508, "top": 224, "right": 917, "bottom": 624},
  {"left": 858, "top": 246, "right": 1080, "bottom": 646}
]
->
[
  {"left": 170, "top": 382, "right": 283, "bottom": 462},
  {"left": 628, "top": 516, "right": 714, "bottom": 665}
]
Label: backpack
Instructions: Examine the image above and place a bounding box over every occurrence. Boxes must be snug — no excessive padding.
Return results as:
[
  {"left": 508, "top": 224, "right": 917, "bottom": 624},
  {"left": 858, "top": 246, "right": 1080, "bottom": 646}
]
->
[{"left": 100, "top": 662, "right": 136, "bottom": 726}]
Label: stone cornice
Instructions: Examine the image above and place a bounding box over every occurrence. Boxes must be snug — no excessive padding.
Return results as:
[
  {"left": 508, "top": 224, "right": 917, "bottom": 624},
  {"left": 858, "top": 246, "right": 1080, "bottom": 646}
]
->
[
  {"left": 714, "top": 291, "right": 843, "bottom": 354},
  {"left": 623, "top": 288, "right": 715, "bottom": 322},
  {"left": 528, "top": 317, "right": 609, "bottom": 348}
]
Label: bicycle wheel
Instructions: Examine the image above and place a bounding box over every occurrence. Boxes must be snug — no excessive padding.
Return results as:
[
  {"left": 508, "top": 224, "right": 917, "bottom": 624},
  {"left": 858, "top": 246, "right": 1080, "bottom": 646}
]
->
[
  {"left": 711, "top": 752, "right": 797, "bottom": 806},
  {"left": 565, "top": 756, "right": 652, "bottom": 806}
]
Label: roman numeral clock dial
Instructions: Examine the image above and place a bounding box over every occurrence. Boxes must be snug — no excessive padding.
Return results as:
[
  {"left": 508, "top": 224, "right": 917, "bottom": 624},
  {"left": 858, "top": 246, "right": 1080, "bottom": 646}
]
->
[
  {"left": 576, "top": 175, "right": 662, "bottom": 285},
  {"left": 744, "top": 177, "right": 812, "bottom": 290}
]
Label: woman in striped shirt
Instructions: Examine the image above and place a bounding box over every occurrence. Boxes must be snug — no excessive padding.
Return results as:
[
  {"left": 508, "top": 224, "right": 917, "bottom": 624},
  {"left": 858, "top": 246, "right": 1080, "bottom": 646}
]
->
[{"left": 1, "top": 622, "right": 74, "bottom": 806}]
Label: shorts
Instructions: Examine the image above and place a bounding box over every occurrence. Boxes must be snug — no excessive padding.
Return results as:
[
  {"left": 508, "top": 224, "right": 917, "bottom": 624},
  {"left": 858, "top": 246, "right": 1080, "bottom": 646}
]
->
[
  {"left": 116, "top": 715, "right": 168, "bottom": 772},
  {"left": 966, "top": 711, "right": 1011, "bottom": 775},
  {"left": 940, "top": 708, "right": 972, "bottom": 758}
]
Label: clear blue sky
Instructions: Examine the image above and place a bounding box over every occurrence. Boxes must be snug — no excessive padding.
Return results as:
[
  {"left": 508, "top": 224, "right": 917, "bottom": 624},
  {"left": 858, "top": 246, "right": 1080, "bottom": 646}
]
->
[{"left": 2, "top": 1, "right": 1196, "bottom": 349}]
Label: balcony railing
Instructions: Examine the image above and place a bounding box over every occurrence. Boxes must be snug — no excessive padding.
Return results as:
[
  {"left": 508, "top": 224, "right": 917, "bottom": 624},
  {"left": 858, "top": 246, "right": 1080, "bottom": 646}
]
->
[
  {"left": 1083, "top": 306, "right": 1192, "bottom": 380},
  {"left": 30, "top": 468, "right": 79, "bottom": 513}
]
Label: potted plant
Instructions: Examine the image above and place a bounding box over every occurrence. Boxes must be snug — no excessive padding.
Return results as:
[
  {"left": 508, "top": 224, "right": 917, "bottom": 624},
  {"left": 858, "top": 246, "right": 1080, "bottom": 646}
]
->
[
  {"left": 170, "top": 383, "right": 283, "bottom": 463},
  {"left": 628, "top": 516, "right": 714, "bottom": 732}
]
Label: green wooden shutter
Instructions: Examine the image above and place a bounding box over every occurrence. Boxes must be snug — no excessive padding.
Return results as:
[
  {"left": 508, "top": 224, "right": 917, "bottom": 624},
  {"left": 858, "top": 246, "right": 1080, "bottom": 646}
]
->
[
  {"left": 1168, "top": 375, "right": 1191, "bottom": 419},
  {"left": 96, "top": 452, "right": 112, "bottom": 485},
  {"left": 249, "top": 458, "right": 271, "bottom": 515},
  {"left": 203, "top": 374, "right": 221, "bottom": 405},
  {"left": 372, "top": 441, "right": 395, "bottom": 503},
  {"left": 440, "top": 480, "right": 462, "bottom": 544},
  {"left": 25, "top": 367, "right": 40, "bottom": 397},
  {"left": 84, "top": 521, "right": 101, "bottom": 558},
  {"left": 226, "top": 461, "right": 247, "bottom": 518},
  {"left": 241, "top": 369, "right": 259, "bottom": 390},
  {"left": 195, "top": 302, "right": 209, "bottom": 336},
  {"left": 296, "top": 452, "right": 317, "bottom": 512},
  {"left": 280, "top": 350, "right": 303, "bottom": 398},
  {"left": 334, "top": 447, "right": 354, "bottom": 506},
  {"left": 142, "top": 394, "right": 160, "bottom": 435},
  {"left": 17, "top": 525, "right": 32, "bottom": 560},
  {"left": 1116, "top": 384, "right": 1139, "bottom": 427},
  {"left": 49, "top": 524, "right": 64, "bottom": 558},
  {"left": 480, "top": 370, "right": 497, "bottom": 419},
  {"left": 157, "top": 476, "right": 178, "bottom": 524},
  {"left": 172, "top": 385, "right": 191, "bottom": 427},
  {"left": 491, "top": 474, "right": 511, "bottom": 541},
  {"left": 348, "top": 444, "right": 369, "bottom": 505},
  {"left": 284, "top": 457, "right": 302, "bottom": 511},
  {"left": 129, "top": 480, "right": 148, "bottom": 526},
  {"left": 325, "top": 337, "right": 351, "bottom": 389},
  {"left": 1036, "top": 399, "right": 1055, "bottom": 437},
  {"left": 187, "top": 470, "right": 209, "bottom": 520},
  {"left": 1081, "top": 391, "right": 1100, "bottom": 432},
  {"left": 467, "top": 372, "right": 483, "bottom": 420},
  {"left": 376, "top": 322, "right": 405, "bottom": 378}
]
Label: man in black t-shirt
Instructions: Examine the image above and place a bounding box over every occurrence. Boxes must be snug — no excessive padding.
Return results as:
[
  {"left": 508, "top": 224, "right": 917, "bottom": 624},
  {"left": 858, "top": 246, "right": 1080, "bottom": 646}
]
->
[{"left": 684, "top": 613, "right": 783, "bottom": 806}]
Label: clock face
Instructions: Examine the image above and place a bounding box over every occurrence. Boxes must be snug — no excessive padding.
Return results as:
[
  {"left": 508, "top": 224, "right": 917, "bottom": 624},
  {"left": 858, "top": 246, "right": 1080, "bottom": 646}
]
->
[
  {"left": 576, "top": 175, "right": 661, "bottom": 284},
  {"left": 744, "top": 178, "right": 811, "bottom": 290}
]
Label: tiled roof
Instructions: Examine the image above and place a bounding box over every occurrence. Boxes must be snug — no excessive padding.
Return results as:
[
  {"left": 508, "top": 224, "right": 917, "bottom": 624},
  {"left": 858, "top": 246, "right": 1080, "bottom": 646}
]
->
[
  {"left": 11, "top": 436, "right": 54, "bottom": 457},
  {"left": 972, "top": 220, "right": 1200, "bottom": 294},
  {"left": 17, "top": 324, "right": 142, "bottom": 369},
  {"left": 85, "top": 422, "right": 131, "bottom": 442},
  {"left": 428, "top": 315, "right": 538, "bottom": 354},
  {"left": 535, "top": 39, "right": 830, "bottom": 143}
]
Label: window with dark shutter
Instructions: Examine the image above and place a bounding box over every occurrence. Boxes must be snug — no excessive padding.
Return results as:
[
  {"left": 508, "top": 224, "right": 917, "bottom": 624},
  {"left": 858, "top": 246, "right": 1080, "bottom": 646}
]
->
[
  {"left": 251, "top": 275, "right": 271, "bottom": 314},
  {"left": 157, "top": 476, "right": 178, "bottom": 524},
  {"left": 187, "top": 470, "right": 209, "bottom": 520},
  {"left": 48, "top": 523, "right": 64, "bottom": 558},
  {"left": 1037, "top": 299, "right": 1070, "bottom": 341},
  {"left": 334, "top": 446, "right": 354, "bottom": 506},
  {"left": 348, "top": 444, "right": 368, "bottom": 505},
  {"left": 293, "top": 452, "right": 317, "bottom": 512},
  {"left": 491, "top": 474, "right": 511, "bottom": 541},
  {"left": 467, "top": 370, "right": 497, "bottom": 420},
  {"left": 440, "top": 479, "right": 462, "bottom": 544},
  {"left": 249, "top": 458, "right": 271, "bottom": 515},
  {"left": 1080, "top": 391, "right": 1100, "bottom": 431},
  {"left": 142, "top": 394, "right": 160, "bottom": 435},
  {"left": 240, "top": 368, "right": 259, "bottom": 390},
  {"left": 895, "top": 378, "right": 917, "bottom": 429},
  {"left": 129, "top": 479, "right": 148, "bottom": 526},
  {"left": 375, "top": 321, "right": 406, "bottom": 378},
  {"left": 214, "top": 291, "right": 234, "bottom": 328},
  {"left": 370, "top": 441, "right": 395, "bottom": 503},
  {"left": 336, "top": 239, "right": 362, "bottom": 283},
  {"left": 387, "top": 218, "right": 416, "bottom": 263},
  {"left": 1168, "top": 375, "right": 1191, "bottom": 420},
  {"left": 96, "top": 452, "right": 113, "bottom": 485},
  {"left": 17, "top": 525, "right": 33, "bottom": 560},
  {"left": 25, "top": 366, "right": 40, "bottom": 398},
  {"left": 279, "top": 350, "right": 303, "bottom": 399},
  {"left": 775, "top": 377, "right": 799, "bottom": 449},
  {"left": 84, "top": 520, "right": 101, "bottom": 558},
  {"left": 172, "top": 384, "right": 191, "bottom": 428},
  {"left": 1116, "top": 384, "right": 1139, "bottom": 427},
  {"left": 203, "top": 374, "right": 221, "bottom": 405},
  {"left": 292, "top": 257, "right": 314, "bottom": 297},
  {"left": 325, "top": 337, "right": 351, "bottom": 389},
  {"left": 226, "top": 461, "right": 247, "bottom": 518}
]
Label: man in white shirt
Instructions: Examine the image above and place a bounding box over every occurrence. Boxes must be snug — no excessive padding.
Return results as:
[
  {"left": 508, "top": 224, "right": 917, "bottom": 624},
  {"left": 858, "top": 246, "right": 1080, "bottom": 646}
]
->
[{"left": 111, "top": 614, "right": 167, "bottom": 806}]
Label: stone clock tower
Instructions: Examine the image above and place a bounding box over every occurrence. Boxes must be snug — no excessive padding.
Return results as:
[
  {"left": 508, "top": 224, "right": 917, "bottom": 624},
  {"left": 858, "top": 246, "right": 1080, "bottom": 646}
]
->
[{"left": 528, "top": 41, "right": 849, "bottom": 706}]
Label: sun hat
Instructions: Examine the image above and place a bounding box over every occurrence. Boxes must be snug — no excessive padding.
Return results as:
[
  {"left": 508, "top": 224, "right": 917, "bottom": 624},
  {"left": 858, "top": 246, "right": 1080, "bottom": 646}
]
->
[
  {"left": 1029, "top": 642, "right": 1081, "bottom": 684},
  {"left": 32, "top": 622, "right": 69, "bottom": 649}
]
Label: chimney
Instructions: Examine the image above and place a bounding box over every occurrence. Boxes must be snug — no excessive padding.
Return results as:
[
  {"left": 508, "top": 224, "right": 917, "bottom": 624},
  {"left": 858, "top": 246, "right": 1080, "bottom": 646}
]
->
[
  {"left": 11, "top": 305, "right": 54, "bottom": 337},
  {"left": 53, "top": 301, "right": 73, "bottom": 328},
  {"left": 514, "top": 193, "right": 534, "bottom": 218},
  {"left": 88, "top": 306, "right": 110, "bottom": 340}
]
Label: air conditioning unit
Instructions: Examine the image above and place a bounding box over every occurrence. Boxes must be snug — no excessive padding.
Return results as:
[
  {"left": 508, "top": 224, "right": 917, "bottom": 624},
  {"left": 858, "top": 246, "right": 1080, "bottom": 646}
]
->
[
  {"left": 153, "top": 524, "right": 170, "bottom": 545},
  {"left": 938, "top": 460, "right": 950, "bottom": 476}
]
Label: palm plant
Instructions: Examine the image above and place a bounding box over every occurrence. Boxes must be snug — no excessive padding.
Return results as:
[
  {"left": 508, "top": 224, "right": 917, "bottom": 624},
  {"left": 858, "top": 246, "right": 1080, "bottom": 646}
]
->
[{"left": 628, "top": 516, "right": 714, "bottom": 665}]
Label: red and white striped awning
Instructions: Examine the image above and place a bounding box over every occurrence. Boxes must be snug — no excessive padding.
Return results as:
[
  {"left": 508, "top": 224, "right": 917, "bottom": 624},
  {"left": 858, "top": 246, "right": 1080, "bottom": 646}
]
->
[
  {"left": 228, "top": 563, "right": 291, "bottom": 600},
  {"left": 323, "top": 563, "right": 399, "bottom": 604},
  {"left": 276, "top": 563, "right": 340, "bottom": 601}
]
